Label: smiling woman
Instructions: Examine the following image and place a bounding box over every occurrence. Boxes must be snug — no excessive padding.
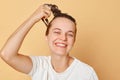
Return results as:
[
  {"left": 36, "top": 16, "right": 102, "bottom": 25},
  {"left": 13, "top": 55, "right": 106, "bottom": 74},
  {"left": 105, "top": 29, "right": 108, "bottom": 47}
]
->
[
  {"left": 46, "top": 17, "right": 76, "bottom": 57},
  {"left": 0, "top": 4, "right": 98, "bottom": 80}
]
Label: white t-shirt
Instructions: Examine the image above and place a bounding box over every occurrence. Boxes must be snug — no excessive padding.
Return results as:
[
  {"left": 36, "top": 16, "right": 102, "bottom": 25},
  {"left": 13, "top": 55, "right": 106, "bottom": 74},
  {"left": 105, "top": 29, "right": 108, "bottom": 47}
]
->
[{"left": 28, "top": 56, "right": 98, "bottom": 80}]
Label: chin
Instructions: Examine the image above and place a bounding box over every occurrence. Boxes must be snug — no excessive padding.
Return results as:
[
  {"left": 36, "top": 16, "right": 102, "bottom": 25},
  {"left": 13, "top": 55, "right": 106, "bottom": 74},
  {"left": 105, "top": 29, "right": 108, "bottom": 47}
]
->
[
  {"left": 52, "top": 50, "right": 68, "bottom": 56},
  {"left": 49, "top": 45, "right": 70, "bottom": 56}
]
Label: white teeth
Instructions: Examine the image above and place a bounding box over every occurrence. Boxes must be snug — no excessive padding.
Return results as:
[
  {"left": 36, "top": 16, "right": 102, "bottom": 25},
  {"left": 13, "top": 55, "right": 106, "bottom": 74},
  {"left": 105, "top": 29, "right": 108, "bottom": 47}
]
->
[{"left": 56, "top": 43, "right": 66, "bottom": 47}]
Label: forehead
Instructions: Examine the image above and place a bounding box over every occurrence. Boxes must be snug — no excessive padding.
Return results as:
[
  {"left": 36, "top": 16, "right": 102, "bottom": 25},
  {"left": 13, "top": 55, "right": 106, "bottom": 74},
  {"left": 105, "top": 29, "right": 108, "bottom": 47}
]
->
[{"left": 50, "top": 17, "right": 76, "bottom": 32}]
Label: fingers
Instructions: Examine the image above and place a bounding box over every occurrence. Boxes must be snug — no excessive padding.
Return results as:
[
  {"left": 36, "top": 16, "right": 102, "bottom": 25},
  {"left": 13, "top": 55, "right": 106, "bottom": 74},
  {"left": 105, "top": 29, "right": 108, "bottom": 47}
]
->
[
  {"left": 42, "top": 4, "right": 51, "bottom": 19},
  {"left": 43, "top": 4, "right": 51, "bottom": 10},
  {"left": 30, "top": 4, "right": 52, "bottom": 22}
]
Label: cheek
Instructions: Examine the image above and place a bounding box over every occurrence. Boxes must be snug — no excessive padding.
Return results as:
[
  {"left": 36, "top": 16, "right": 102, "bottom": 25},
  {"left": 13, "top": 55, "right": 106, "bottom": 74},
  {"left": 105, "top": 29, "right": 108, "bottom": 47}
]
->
[
  {"left": 68, "top": 38, "right": 75, "bottom": 45},
  {"left": 47, "top": 34, "right": 57, "bottom": 43}
]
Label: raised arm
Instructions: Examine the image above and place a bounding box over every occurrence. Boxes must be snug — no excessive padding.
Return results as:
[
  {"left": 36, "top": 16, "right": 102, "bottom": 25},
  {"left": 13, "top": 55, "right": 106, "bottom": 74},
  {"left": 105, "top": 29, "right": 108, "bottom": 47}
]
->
[{"left": 0, "top": 5, "right": 51, "bottom": 74}]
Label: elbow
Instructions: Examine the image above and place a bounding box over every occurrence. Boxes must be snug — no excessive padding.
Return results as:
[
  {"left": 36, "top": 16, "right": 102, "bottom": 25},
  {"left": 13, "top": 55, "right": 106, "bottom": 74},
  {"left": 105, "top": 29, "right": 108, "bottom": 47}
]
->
[
  {"left": 0, "top": 50, "right": 4, "bottom": 59},
  {"left": 0, "top": 50, "right": 6, "bottom": 60},
  {"left": 0, "top": 50, "right": 11, "bottom": 62}
]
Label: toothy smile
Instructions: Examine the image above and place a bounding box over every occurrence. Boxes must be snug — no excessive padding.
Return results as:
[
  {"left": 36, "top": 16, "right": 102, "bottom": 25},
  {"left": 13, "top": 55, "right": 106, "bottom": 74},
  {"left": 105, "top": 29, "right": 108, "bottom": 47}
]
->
[{"left": 55, "top": 43, "right": 67, "bottom": 48}]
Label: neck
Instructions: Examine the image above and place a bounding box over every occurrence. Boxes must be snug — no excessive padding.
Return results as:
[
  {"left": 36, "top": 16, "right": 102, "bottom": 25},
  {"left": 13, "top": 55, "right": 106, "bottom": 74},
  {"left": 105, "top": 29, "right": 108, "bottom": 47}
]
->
[{"left": 51, "top": 54, "right": 73, "bottom": 73}]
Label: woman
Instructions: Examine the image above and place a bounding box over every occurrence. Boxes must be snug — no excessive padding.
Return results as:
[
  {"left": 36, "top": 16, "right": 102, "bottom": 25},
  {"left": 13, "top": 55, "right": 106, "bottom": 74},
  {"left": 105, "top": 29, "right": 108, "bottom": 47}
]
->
[{"left": 0, "top": 4, "right": 98, "bottom": 80}]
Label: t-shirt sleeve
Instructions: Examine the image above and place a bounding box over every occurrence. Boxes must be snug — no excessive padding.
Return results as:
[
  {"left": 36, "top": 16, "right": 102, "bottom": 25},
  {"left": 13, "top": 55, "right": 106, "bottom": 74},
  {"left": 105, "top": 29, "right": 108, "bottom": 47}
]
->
[
  {"left": 28, "top": 56, "right": 49, "bottom": 77},
  {"left": 28, "top": 56, "right": 39, "bottom": 76}
]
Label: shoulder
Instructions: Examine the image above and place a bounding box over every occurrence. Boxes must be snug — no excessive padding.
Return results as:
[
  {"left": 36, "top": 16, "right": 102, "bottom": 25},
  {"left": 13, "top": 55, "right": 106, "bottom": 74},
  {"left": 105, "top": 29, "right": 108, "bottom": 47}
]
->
[
  {"left": 29, "top": 56, "right": 51, "bottom": 70},
  {"left": 74, "top": 57, "right": 95, "bottom": 73},
  {"left": 72, "top": 57, "right": 99, "bottom": 80},
  {"left": 29, "top": 56, "right": 50, "bottom": 64},
  {"left": 28, "top": 56, "right": 50, "bottom": 76}
]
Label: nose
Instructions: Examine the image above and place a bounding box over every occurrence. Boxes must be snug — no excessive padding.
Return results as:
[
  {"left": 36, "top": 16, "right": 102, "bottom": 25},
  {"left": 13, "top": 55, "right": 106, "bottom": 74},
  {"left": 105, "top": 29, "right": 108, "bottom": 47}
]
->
[{"left": 60, "top": 34, "right": 67, "bottom": 41}]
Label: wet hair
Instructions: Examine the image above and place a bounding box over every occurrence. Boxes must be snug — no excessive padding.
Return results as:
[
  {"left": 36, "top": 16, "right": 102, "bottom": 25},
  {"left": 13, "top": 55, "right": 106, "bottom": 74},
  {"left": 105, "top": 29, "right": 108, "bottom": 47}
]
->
[{"left": 44, "top": 4, "right": 77, "bottom": 36}]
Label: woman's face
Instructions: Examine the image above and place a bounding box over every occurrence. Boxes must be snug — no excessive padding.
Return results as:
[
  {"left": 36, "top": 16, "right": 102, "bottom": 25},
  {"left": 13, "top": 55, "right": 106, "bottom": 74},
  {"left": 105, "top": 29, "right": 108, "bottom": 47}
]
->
[{"left": 46, "top": 17, "right": 76, "bottom": 56}]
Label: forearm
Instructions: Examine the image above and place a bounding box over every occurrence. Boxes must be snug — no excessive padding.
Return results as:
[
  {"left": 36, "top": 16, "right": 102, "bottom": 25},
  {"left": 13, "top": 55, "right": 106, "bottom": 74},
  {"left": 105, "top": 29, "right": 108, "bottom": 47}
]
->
[
  {"left": 0, "top": 5, "right": 51, "bottom": 73},
  {"left": 0, "top": 17, "right": 37, "bottom": 60}
]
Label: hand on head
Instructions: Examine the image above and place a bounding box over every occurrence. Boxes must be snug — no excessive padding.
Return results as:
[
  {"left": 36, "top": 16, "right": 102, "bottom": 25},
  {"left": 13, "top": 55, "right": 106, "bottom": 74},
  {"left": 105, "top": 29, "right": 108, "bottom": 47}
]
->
[{"left": 30, "top": 4, "right": 51, "bottom": 22}]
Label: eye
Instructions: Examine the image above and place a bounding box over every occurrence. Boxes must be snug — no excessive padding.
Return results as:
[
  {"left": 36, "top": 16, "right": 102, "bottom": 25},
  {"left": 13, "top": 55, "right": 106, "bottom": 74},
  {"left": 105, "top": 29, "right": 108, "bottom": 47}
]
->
[
  {"left": 67, "top": 33, "right": 74, "bottom": 37},
  {"left": 53, "top": 31, "right": 61, "bottom": 34}
]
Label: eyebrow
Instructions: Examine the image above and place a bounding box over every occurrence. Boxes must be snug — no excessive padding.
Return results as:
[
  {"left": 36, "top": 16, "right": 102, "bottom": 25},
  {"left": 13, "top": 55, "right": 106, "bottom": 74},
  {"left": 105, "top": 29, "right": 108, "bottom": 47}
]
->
[
  {"left": 52, "top": 28, "right": 75, "bottom": 34},
  {"left": 68, "top": 31, "right": 74, "bottom": 34},
  {"left": 52, "top": 28, "right": 61, "bottom": 31}
]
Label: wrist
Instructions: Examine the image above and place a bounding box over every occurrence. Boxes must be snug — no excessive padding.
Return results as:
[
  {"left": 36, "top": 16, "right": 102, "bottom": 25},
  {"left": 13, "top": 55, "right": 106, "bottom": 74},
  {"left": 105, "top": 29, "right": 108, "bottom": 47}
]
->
[{"left": 28, "top": 16, "right": 41, "bottom": 23}]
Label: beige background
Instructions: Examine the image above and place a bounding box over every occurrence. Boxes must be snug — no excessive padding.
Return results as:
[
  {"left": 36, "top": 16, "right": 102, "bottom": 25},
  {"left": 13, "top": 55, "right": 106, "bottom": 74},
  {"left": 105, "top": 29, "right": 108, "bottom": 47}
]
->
[{"left": 0, "top": 0, "right": 120, "bottom": 80}]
